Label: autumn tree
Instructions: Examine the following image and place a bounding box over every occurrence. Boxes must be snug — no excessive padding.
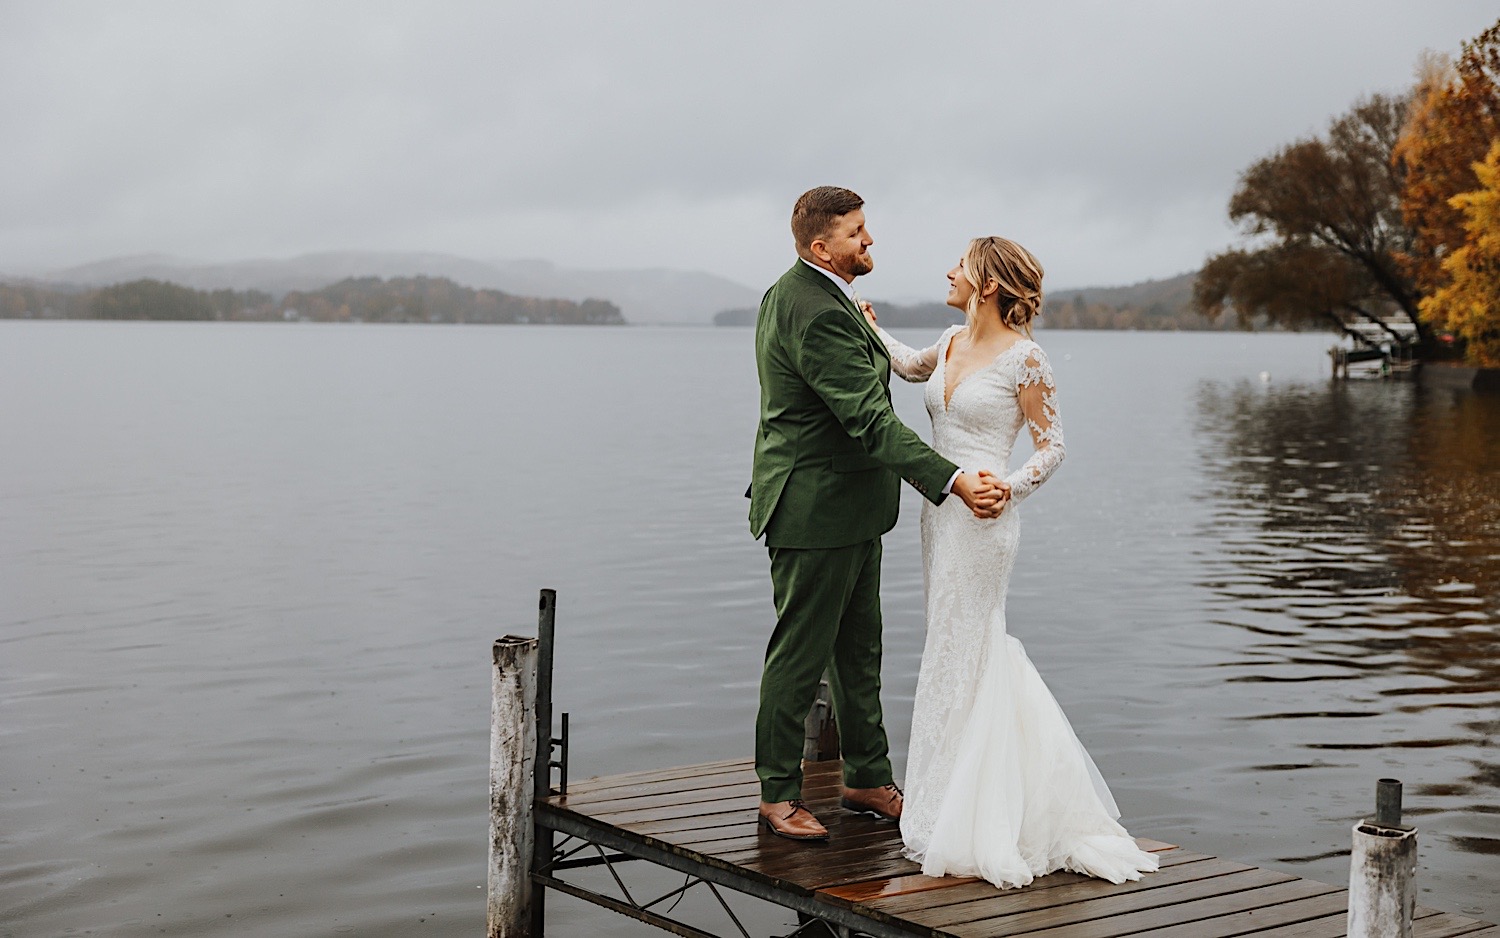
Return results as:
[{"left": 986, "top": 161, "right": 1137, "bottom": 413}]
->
[
  {"left": 1392, "top": 20, "right": 1500, "bottom": 296},
  {"left": 1195, "top": 94, "right": 1427, "bottom": 343},
  {"left": 1418, "top": 141, "right": 1500, "bottom": 366}
]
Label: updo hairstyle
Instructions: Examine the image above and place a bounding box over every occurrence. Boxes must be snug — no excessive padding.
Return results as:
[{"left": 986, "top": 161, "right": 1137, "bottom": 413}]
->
[{"left": 962, "top": 236, "right": 1044, "bottom": 337}]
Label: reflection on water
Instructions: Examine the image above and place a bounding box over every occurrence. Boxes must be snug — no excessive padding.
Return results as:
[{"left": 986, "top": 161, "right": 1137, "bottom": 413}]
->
[{"left": 1194, "top": 380, "right": 1500, "bottom": 866}]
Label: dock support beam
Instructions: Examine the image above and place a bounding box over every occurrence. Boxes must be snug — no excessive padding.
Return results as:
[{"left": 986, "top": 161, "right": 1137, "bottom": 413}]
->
[
  {"left": 1348, "top": 778, "right": 1417, "bottom": 938},
  {"left": 531, "top": 589, "right": 558, "bottom": 937},
  {"left": 488, "top": 633, "right": 540, "bottom": 938}
]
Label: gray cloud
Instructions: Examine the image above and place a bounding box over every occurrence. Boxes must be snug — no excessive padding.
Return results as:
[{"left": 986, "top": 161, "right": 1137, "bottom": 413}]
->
[{"left": 2, "top": 1, "right": 1494, "bottom": 296}]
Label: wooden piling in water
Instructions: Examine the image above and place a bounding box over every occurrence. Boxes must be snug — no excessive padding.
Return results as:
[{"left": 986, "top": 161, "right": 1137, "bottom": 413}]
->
[
  {"left": 487, "top": 633, "right": 539, "bottom": 938},
  {"left": 1349, "top": 778, "right": 1419, "bottom": 938}
]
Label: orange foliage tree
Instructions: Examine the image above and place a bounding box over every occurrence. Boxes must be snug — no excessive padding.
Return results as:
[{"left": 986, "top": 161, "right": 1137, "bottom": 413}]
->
[
  {"left": 1393, "top": 20, "right": 1500, "bottom": 298},
  {"left": 1418, "top": 141, "right": 1500, "bottom": 366}
]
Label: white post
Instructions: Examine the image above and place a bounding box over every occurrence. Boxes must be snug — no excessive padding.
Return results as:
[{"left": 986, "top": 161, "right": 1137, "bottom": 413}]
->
[
  {"left": 1348, "top": 779, "right": 1417, "bottom": 938},
  {"left": 488, "top": 635, "right": 539, "bottom": 938}
]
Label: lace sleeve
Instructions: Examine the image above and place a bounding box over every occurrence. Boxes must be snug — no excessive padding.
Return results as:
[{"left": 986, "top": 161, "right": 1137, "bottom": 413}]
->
[
  {"left": 1004, "top": 344, "right": 1065, "bottom": 505},
  {"left": 874, "top": 326, "right": 941, "bottom": 382}
]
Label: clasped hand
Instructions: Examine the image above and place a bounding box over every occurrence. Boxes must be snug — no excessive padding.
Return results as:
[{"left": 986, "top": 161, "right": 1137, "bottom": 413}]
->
[{"left": 953, "top": 470, "right": 1009, "bottom": 519}]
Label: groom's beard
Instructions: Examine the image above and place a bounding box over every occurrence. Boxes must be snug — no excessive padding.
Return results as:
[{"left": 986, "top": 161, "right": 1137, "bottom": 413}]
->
[{"left": 836, "top": 252, "right": 875, "bottom": 279}]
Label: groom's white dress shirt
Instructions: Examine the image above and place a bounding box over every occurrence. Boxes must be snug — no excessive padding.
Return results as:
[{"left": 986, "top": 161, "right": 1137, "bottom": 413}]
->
[
  {"left": 799, "top": 258, "right": 963, "bottom": 497},
  {"left": 801, "top": 257, "right": 859, "bottom": 305}
]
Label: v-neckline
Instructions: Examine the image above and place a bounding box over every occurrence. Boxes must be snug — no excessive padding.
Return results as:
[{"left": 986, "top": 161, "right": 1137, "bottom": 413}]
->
[{"left": 942, "top": 331, "right": 1027, "bottom": 411}]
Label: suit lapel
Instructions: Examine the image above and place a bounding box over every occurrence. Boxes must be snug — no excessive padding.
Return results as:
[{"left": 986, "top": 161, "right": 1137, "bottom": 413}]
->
[{"left": 790, "top": 262, "right": 890, "bottom": 364}]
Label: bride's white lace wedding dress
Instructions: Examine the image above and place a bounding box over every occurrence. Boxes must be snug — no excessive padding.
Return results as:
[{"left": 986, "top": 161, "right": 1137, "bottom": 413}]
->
[{"left": 877, "top": 324, "right": 1159, "bottom": 889}]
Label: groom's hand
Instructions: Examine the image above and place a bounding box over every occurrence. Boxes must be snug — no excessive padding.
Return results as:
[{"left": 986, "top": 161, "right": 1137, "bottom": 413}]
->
[{"left": 953, "top": 471, "right": 1007, "bottom": 519}]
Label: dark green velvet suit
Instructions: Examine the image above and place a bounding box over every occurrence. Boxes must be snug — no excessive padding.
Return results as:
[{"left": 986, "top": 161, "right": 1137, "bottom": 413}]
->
[{"left": 749, "top": 261, "right": 957, "bottom": 802}]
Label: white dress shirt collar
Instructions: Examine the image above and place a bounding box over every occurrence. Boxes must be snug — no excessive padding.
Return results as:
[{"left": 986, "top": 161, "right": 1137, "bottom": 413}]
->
[{"left": 800, "top": 258, "right": 858, "bottom": 305}]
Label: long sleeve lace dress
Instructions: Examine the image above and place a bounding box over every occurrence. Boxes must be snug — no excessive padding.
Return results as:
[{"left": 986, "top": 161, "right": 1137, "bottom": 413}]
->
[{"left": 878, "top": 324, "right": 1159, "bottom": 889}]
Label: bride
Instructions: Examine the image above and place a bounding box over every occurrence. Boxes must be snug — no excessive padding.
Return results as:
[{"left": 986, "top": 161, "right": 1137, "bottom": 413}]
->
[{"left": 864, "top": 236, "right": 1158, "bottom": 889}]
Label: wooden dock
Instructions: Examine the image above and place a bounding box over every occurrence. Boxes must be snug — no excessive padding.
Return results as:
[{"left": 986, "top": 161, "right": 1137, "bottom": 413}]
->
[{"left": 536, "top": 757, "right": 1497, "bottom": 938}]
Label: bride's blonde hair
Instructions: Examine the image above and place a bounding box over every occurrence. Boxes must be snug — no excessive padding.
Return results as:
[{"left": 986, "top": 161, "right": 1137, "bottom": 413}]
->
[{"left": 962, "top": 236, "right": 1044, "bottom": 337}]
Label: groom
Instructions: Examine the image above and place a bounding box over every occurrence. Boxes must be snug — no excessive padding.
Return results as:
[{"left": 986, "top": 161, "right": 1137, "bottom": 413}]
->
[{"left": 749, "top": 186, "right": 1003, "bottom": 840}]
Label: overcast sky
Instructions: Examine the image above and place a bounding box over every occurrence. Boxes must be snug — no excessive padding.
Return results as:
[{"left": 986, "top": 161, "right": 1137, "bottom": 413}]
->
[{"left": 2, "top": 2, "right": 1495, "bottom": 297}]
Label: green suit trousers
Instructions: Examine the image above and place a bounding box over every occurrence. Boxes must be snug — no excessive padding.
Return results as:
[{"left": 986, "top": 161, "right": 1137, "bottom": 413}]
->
[{"left": 755, "top": 537, "right": 893, "bottom": 803}]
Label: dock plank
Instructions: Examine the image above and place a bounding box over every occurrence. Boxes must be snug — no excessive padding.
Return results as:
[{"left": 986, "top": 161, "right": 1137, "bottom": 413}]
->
[
  {"left": 1413, "top": 914, "right": 1498, "bottom": 938},
  {"left": 1127, "top": 889, "right": 1351, "bottom": 937},
  {"left": 559, "top": 777, "right": 763, "bottom": 811},
  {"left": 846, "top": 849, "right": 1213, "bottom": 919},
  {"left": 696, "top": 825, "right": 900, "bottom": 860},
  {"left": 926, "top": 866, "right": 1301, "bottom": 933},
  {"left": 981, "top": 879, "right": 1339, "bottom": 938},
  {"left": 588, "top": 778, "right": 844, "bottom": 822},
  {"left": 590, "top": 792, "right": 769, "bottom": 825},
  {"left": 564, "top": 757, "right": 751, "bottom": 794},
  {"left": 904, "top": 856, "right": 1256, "bottom": 929},
  {"left": 819, "top": 871, "right": 983, "bottom": 904},
  {"left": 1242, "top": 906, "right": 1450, "bottom": 938},
  {"left": 615, "top": 810, "right": 766, "bottom": 838},
  {"left": 729, "top": 833, "right": 916, "bottom": 881},
  {"left": 561, "top": 760, "right": 843, "bottom": 814}
]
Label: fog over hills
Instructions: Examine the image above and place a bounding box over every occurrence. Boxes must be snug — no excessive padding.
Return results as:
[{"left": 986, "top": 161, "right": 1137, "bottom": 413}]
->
[{"left": 35, "top": 251, "right": 761, "bottom": 325}]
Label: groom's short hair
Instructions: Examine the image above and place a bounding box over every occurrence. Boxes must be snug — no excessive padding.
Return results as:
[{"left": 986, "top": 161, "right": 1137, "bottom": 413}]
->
[{"left": 792, "top": 187, "right": 864, "bottom": 254}]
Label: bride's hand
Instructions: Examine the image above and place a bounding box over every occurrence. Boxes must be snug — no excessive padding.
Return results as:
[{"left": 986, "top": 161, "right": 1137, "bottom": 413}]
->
[
  {"left": 978, "top": 471, "right": 1010, "bottom": 493},
  {"left": 953, "top": 471, "right": 1004, "bottom": 519},
  {"left": 859, "top": 300, "right": 877, "bottom": 328},
  {"left": 977, "top": 471, "right": 1013, "bottom": 516}
]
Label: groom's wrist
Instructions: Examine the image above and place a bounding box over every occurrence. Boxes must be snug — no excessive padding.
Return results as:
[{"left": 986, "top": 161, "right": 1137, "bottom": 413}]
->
[{"left": 942, "top": 469, "right": 964, "bottom": 496}]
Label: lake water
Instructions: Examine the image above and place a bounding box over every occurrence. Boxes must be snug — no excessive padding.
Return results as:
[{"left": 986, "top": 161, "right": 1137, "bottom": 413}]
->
[{"left": 1, "top": 321, "right": 1496, "bottom": 936}]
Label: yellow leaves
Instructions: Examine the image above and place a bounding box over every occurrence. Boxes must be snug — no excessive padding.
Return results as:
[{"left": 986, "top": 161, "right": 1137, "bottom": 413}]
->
[
  {"left": 1394, "top": 21, "right": 1500, "bottom": 298},
  {"left": 1418, "top": 140, "right": 1500, "bottom": 367}
]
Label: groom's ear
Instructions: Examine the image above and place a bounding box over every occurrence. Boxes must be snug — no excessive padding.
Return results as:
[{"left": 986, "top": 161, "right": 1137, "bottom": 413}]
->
[{"left": 807, "top": 238, "right": 834, "bottom": 264}]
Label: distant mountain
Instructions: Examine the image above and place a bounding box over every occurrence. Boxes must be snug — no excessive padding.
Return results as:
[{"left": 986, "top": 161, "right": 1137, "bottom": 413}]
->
[
  {"left": 1046, "top": 271, "right": 1197, "bottom": 310},
  {"left": 1042, "top": 271, "right": 1227, "bottom": 330},
  {"left": 38, "top": 251, "right": 760, "bottom": 325}
]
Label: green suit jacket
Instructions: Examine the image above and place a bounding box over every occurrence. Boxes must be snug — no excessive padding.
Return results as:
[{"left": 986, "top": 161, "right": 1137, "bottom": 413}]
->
[{"left": 749, "top": 261, "right": 958, "bottom": 549}]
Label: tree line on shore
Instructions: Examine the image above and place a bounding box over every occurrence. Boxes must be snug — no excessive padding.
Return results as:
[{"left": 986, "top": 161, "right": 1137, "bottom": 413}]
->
[
  {"left": 0, "top": 275, "right": 626, "bottom": 325},
  {"left": 1196, "top": 18, "right": 1500, "bottom": 366},
  {"left": 714, "top": 272, "right": 1257, "bottom": 332}
]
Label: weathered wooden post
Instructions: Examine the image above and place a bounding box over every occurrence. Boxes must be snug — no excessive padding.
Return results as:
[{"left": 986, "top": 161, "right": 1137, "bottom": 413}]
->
[
  {"left": 488, "top": 633, "right": 539, "bottom": 938},
  {"left": 1348, "top": 778, "right": 1418, "bottom": 938},
  {"left": 530, "top": 589, "right": 558, "bottom": 938},
  {"left": 802, "top": 674, "right": 840, "bottom": 762}
]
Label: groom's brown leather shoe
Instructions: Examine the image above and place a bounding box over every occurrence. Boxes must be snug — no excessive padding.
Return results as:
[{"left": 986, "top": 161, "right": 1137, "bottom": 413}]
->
[
  {"left": 758, "top": 800, "right": 829, "bottom": 841},
  {"left": 840, "top": 783, "right": 903, "bottom": 821}
]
